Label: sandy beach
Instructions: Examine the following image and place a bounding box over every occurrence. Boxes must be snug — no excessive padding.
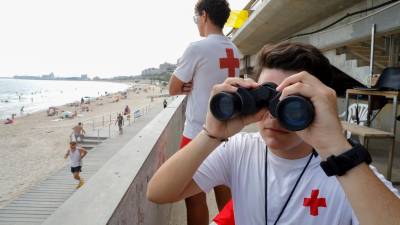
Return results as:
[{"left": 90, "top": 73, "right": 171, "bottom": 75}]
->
[{"left": 0, "top": 81, "right": 167, "bottom": 208}]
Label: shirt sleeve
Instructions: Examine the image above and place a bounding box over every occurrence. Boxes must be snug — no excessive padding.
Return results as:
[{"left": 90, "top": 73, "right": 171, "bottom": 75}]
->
[
  {"left": 351, "top": 165, "right": 400, "bottom": 224},
  {"left": 193, "top": 140, "right": 234, "bottom": 193},
  {"left": 173, "top": 43, "right": 199, "bottom": 83}
]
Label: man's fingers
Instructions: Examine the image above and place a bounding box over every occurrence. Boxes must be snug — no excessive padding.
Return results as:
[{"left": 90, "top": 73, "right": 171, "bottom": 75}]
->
[
  {"left": 212, "top": 83, "right": 238, "bottom": 95},
  {"left": 276, "top": 71, "right": 322, "bottom": 92},
  {"left": 279, "top": 82, "right": 315, "bottom": 100},
  {"left": 225, "top": 77, "right": 258, "bottom": 89}
]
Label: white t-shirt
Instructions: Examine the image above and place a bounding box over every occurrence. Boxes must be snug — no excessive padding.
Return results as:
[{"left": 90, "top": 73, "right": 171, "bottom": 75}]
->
[
  {"left": 69, "top": 148, "right": 82, "bottom": 167},
  {"left": 174, "top": 34, "right": 241, "bottom": 139},
  {"left": 193, "top": 132, "right": 400, "bottom": 225}
]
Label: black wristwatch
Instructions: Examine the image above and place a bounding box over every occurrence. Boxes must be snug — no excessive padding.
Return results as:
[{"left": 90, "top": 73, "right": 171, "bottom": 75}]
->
[{"left": 320, "top": 139, "right": 372, "bottom": 177}]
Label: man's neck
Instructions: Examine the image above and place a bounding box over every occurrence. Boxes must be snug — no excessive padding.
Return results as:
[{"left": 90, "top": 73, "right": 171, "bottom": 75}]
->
[
  {"left": 204, "top": 25, "right": 224, "bottom": 37},
  {"left": 268, "top": 142, "right": 313, "bottom": 160}
]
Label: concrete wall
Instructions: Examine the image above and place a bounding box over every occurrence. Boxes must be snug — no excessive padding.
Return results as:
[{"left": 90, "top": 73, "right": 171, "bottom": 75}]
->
[
  {"left": 42, "top": 96, "right": 186, "bottom": 225},
  {"left": 239, "top": 0, "right": 400, "bottom": 73},
  {"left": 289, "top": 0, "right": 400, "bottom": 50}
]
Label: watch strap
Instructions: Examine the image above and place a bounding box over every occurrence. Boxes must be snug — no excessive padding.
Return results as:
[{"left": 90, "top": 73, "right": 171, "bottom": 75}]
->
[{"left": 320, "top": 140, "right": 372, "bottom": 177}]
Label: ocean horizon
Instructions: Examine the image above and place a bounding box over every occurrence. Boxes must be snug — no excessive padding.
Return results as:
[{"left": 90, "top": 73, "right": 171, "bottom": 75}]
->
[{"left": 0, "top": 78, "right": 130, "bottom": 119}]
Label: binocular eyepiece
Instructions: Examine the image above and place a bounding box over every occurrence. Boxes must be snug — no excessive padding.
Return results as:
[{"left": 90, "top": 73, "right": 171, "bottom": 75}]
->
[{"left": 210, "top": 83, "right": 315, "bottom": 131}]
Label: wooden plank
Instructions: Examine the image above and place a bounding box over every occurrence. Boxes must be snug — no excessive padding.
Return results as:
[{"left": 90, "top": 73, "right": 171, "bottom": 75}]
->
[
  {"left": 346, "top": 89, "right": 400, "bottom": 98},
  {"left": 0, "top": 218, "right": 43, "bottom": 222},
  {"left": 19, "top": 194, "right": 70, "bottom": 199},
  {"left": 0, "top": 222, "right": 39, "bottom": 225},
  {"left": 1, "top": 206, "right": 55, "bottom": 211},
  {"left": 0, "top": 214, "right": 48, "bottom": 219},
  {"left": 0, "top": 209, "right": 52, "bottom": 215},
  {"left": 341, "top": 121, "right": 394, "bottom": 138},
  {"left": 15, "top": 198, "right": 66, "bottom": 203}
]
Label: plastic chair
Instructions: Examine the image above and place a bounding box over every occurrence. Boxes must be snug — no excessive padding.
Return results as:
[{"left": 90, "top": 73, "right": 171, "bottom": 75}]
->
[{"left": 339, "top": 103, "right": 369, "bottom": 138}]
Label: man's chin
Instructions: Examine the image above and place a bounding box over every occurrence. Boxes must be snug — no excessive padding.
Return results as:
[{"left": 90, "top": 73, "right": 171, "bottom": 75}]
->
[{"left": 261, "top": 133, "right": 299, "bottom": 150}]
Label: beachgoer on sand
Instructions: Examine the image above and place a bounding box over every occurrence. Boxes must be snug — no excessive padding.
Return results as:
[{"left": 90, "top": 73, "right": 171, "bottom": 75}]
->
[
  {"left": 4, "top": 113, "right": 16, "bottom": 124},
  {"left": 163, "top": 99, "right": 167, "bottom": 109},
  {"left": 72, "top": 122, "right": 86, "bottom": 143},
  {"left": 116, "top": 113, "right": 124, "bottom": 134},
  {"left": 4, "top": 118, "right": 13, "bottom": 124},
  {"left": 64, "top": 141, "right": 87, "bottom": 189},
  {"left": 124, "top": 105, "right": 131, "bottom": 122}
]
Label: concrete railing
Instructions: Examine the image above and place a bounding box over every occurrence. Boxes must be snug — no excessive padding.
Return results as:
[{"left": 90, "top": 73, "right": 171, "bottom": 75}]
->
[{"left": 42, "top": 95, "right": 186, "bottom": 225}]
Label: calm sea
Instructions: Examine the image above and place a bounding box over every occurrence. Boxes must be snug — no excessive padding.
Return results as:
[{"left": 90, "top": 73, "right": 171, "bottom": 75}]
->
[{"left": 0, "top": 78, "right": 129, "bottom": 119}]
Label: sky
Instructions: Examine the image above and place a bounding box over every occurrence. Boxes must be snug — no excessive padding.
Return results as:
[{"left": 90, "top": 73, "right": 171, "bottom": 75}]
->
[{"left": 0, "top": 0, "right": 246, "bottom": 78}]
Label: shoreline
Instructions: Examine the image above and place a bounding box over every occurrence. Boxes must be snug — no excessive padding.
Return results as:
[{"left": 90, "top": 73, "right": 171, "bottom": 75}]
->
[
  {"left": 0, "top": 79, "right": 133, "bottom": 120},
  {"left": 0, "top": 83, "right": 168, "bottom": 208}
]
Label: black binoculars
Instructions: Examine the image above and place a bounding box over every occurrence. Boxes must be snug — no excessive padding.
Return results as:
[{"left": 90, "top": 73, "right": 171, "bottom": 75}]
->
[{"left": 209, "top": 83, "right": 315, "bottom": 131}]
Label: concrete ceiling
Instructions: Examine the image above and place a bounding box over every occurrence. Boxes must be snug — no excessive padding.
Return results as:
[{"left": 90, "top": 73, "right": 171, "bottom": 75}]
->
[{"left": 232, "top": 0, "right": 363, "bottom": 55}]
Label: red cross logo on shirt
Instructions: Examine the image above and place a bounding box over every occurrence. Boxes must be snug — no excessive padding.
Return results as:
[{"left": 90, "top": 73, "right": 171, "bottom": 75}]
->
[
  {"left": 303, "top": 189, "right": 327, "bottom": 216},
  {"left": 219, "top": 48, "right": 239, "bottom": 77}
]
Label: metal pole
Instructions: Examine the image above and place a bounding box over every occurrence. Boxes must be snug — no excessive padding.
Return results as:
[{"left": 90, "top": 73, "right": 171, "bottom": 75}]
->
[
  {"left": 97, "top": 129, "right": 100, "bottom": 141},
  {"left": 345, "top": 91, "right": 349, "bottom": 123},
  {"left": 108, "top": 124, "right": 111, "bottom": 137},
  {"left": 102, "top": 116, "right": 104, "bottom": 126},
  {"left": 92, "top": 119, "right": 95, "bottom": 131},
  {"left": 369, "top": 24, "right": 376, "bottom": 88}
]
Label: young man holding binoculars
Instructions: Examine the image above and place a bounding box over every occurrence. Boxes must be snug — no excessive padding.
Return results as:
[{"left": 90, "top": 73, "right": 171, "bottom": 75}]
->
[{"left": 148, "top": 42, "right": 400, "bottom": 225}]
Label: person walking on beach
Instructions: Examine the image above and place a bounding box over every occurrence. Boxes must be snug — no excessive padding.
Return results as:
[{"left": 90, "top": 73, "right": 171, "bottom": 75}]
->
[
  {"left": 72, "top": 122, "right": 86, "bottom": 143},
  {"left": 116, "top": 113, "right": 124, "bottom": 134},
  {"left": 64, "top": 141, "right": 87, "bottom": 189},
  {"left": 163, "top": 99, "right": 167, "bottom": 109},
  {"left": 124, "top": 105, "right": 131, "bottom": 123},
  {"left": 168, "top": 0, "right": 240, "bottom": 224}
]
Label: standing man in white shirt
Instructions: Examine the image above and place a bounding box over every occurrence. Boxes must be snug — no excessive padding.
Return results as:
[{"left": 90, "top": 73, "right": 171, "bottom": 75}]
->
[
  {"left": 168, "top": 0, "right": 241, "bottom": 224},
  {"left": 149, "top": 42, "right": 400, "bottom": 225}
]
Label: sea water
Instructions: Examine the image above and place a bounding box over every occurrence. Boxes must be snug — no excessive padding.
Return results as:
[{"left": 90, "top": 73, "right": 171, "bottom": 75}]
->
[{"left": 0, "top": 78, "right": 129, "bottom": 119}]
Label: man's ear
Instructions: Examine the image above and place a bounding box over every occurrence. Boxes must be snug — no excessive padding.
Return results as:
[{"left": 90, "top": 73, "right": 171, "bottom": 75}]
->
[{"left": 202, "top": 11, "right": 208, "bottom": 23}]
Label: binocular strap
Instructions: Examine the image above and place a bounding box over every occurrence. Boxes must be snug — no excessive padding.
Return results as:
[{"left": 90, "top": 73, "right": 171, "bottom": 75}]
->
[{"left": 265, "top": 147, "right": 316, "bottom": 225}]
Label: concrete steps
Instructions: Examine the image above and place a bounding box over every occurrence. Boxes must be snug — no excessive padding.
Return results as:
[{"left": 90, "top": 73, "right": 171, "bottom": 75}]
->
[{"left": 324, "top": 36, "right": 392, "bottom": 86}]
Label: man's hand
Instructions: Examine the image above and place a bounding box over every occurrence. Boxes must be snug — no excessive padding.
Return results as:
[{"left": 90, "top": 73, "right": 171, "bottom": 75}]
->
[
  {"left": 181, "top": 81, "right": 193, "bottom": 94},
  {"left": 277, "top": 71, "right": 350, "bottom": 158},
  {"left": 204, "top": 78, "right": 267, "bottom": 140}
]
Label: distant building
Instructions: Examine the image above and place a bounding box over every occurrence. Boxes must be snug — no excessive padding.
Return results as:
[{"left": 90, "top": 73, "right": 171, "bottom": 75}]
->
[
  {"left": 14, "top": 75, "right": 41, "bottom": 80},
  {"left": 81, "top": 74, "right": 89, "bottom": 80},
  {"left": 41, "top": 72, "right": 55, "bottom": 80},
  {"left": 159, "top": 62, "right": 177, "bottom": 73},
  {"left": 141, "top": 62, "right": 177, "bottom": 76},
  {"left": 141, "top": 68, "right": 162, "bottom": 76}
]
